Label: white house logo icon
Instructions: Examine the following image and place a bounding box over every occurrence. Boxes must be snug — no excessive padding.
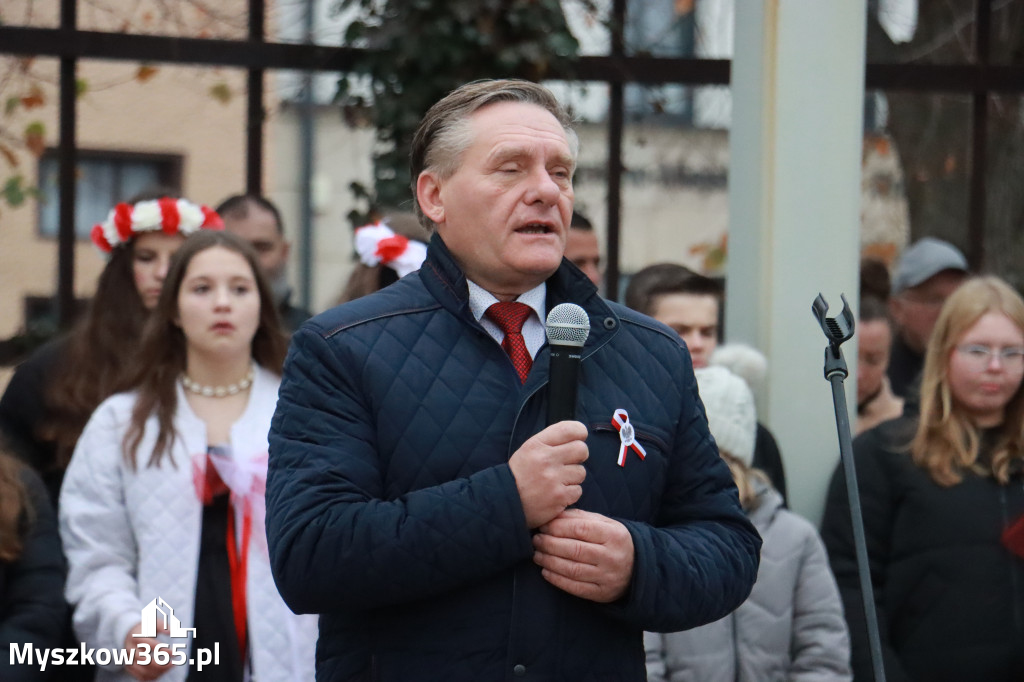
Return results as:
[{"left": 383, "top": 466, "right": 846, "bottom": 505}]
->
[{"left": 133, "top": 597, "right": 196, "bottom": 638}]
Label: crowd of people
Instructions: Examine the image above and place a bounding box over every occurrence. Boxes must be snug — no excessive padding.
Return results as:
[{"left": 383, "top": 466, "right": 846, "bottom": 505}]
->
[{"left": 1, "top": 77, "right": 1022, "bottom": 681}]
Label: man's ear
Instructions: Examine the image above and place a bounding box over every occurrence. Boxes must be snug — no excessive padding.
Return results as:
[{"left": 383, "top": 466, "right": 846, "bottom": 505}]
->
[{"left": 416, "top": 171, "right": 445, "bottom": 226}]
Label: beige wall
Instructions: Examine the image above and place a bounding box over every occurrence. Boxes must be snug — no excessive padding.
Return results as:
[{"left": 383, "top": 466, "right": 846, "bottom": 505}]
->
[
  {"left": 0, "top": 60, "right": 253, "bottom": 340},
  {"left": 267, "top": 104, "right": 374, "bottom": 316},
  {"left": 263, "top": 113, "right": 908, "bottom": 314},
  {"left": 1, "top": 0, "right": 256, "bottom": 346}
]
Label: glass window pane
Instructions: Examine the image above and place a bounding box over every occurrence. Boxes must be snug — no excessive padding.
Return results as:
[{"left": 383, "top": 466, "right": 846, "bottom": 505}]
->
[
  {"left": 990, "top": 2, "right": 1024, "bottom": 64},
  {"left": 121, "top": 161, "right": 162, "bottom": 200},
  {"left": 36, "top": 158, "right": 60, "bottom": 239},
  {"left": 36, "top": 154, "right": 176, "bottom": 239},
  {"left": 78, "top": 159, "right": 118, "bottom": 236},
  {"left": 563, "top": 0, "right": 613, "bottom": 56},
  {"left": 625, "top": 0, "right": 695, "bottom": 57},
  {"left": 983, "top": 93, "right": 1024, "bottom": 290},
  {"left": 867, "top": 0, "right": 977, "bottom": 63},
  {"left": 875, "top": 91, "right": 971, "bottom": 252}
]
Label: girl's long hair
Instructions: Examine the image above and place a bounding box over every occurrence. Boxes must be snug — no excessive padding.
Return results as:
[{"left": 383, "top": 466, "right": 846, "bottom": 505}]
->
[
  {"left": 121, "top": 230, "right": 288, "bottom": 469},
  {"left": 0, "top": 449, "right": 32, "bottom": 561},
  {"left": 719, "top": 452, "right": 771, "bottom": 511},
  {"left": 41, "top": 242, "right": 149, "bottom": 468},
  {"left": 911, "top": 276, "right": 1024, "bottom": 485},
  {"left": 41, "top": 187, "right": 180, "bottom": 469}
]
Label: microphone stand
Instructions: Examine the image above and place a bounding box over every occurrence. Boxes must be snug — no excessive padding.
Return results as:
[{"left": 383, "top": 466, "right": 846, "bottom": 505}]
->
[{"left": 811, "top": 293, "right": 887, "bottom": 682}]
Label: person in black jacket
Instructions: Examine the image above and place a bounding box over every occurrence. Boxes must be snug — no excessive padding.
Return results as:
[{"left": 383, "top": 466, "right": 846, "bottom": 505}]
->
[
  {"left": 0, "top": 446, "right": 66, "bottom": 681},
  {"left": 886, "top": 237, "right": 968, "bottom": 400},
  {"left": 821, "top": 275, "right": 1024, "bottom": 681},
  {"left": 266, "top": 78, "right": 761, "bottom": 681}
]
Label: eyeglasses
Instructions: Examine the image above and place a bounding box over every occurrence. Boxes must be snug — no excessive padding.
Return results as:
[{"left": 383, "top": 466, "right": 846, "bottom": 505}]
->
[{"left": 955, "top": 344, "right": 1024, "bottom": 370}]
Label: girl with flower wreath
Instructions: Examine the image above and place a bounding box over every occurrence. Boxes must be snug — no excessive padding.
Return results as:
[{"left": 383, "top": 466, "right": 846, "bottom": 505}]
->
[
  {"left": 59, "top": 230, "right": 317, "bottom": 682},
  {"left": 0, "top": 190, "right": 223, "bottom": 504}
]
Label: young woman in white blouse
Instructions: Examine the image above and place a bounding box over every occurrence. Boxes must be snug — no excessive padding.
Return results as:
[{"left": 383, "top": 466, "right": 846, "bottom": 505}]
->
[{"left": 60, "top": 230, "right": 317, "bottom": 682}]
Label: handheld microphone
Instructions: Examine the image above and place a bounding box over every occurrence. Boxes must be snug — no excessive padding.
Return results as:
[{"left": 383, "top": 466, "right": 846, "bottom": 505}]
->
[{"left": 546, "top": 303, "right": 591, "bottom": 425}]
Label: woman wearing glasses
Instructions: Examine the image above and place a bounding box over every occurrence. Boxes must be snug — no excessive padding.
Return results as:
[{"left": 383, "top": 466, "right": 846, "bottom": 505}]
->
[{"left": 821, "top": 275, "right": 1024, "bottom": 681}]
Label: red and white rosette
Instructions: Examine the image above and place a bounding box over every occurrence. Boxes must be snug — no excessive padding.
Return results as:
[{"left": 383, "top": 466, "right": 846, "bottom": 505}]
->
[
  {"left": 354, "top": 220, "right": 428, "bottom": 278},
  {"left": 613, "top": 409, "right": 646, "bottom": 467},
  {"left": 90, "top": 197, "right": 223, "bottom": 252}
]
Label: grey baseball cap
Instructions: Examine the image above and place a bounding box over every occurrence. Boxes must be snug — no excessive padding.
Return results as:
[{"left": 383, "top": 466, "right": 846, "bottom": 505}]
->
[{"left": 891, "top": 237, "right": 968, "bottom": 295}]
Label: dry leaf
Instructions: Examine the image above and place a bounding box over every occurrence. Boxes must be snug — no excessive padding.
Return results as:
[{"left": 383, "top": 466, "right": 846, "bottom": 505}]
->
[
  {"left": 24, "top": 122, "right": 46, "bottom": 157},
  {"left": 209, "top": 83, "right": 232, "bottom": 105},
  {"left": 136, "top": 65, "right": 159, "bottom": 82},
  {"left": 0, "top": 143, "right": 19, "bottom": 168},
  {"left": 21, "top": 85, "right": 45, "bottom": 110}
]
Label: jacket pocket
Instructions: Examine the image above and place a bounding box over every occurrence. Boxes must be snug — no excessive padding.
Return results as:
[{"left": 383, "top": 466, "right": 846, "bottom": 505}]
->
[{"left": 580, "top": 420, "right": 670, "bottom": 519}]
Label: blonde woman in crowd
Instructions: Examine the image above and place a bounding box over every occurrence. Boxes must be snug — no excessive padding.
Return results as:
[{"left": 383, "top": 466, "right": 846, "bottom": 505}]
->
[
  {"left": 60, "top": 231, "right": 316, "bottom": 682},
  {"left": 822, "top": 275, "right": 1024, "bottom": 680},
  {"left": 646, "top": 365, "right": 851, "bottom": 682}
]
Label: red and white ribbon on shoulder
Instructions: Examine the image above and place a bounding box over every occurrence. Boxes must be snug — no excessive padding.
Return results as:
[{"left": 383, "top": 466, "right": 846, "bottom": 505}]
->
[
  {"left": 354, "top": 221, "right": 428, "bottom": 278},
  {"left": 612, "top": 409, "right": 646, "bottom": 467}
]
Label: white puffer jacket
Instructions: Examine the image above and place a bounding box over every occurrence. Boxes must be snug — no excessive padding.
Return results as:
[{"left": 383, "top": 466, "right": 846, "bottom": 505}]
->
[
  {"left": 645, "top": 478, "right": 851, "bottom": 682},
  {"left": 60, "top": 366, "right": 317, "bottom": 682}
]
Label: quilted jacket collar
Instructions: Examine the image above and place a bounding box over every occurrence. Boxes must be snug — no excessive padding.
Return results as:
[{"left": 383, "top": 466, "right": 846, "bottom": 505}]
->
[{"left": 420, "top": 232, "right": 619, "bottom": 357}]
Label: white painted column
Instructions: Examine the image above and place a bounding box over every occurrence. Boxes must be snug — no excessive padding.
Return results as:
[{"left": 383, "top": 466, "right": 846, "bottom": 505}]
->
[{"left": 726, "top": 1, "right": 866, "bottom": 523}]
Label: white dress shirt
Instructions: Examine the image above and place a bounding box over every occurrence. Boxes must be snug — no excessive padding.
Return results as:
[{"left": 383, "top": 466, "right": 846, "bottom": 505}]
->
[{"left": 467, "top": 279, "right": 547, "bottom": 359}]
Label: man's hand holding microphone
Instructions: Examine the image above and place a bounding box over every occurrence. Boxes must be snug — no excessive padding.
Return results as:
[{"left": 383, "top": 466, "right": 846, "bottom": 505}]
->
[{"left": 508, "top": 303, "right": 635, "bottom": 603}]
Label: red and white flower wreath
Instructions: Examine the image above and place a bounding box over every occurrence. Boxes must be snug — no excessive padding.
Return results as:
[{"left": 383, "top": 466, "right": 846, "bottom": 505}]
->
[
  {"left": 90, "top": 197, "right": 223, "bottom": 252},
  {"left": 354, "top": 220, "right": 428, "bottom": 278}
]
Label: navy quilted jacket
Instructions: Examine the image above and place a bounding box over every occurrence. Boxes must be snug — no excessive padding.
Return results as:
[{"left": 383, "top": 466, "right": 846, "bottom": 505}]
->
[{"left": 266, "top": 234, "right": 761, "bottom": 682}]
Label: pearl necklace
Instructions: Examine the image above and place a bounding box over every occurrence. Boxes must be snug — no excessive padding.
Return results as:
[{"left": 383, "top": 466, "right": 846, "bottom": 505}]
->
[{"left": 181, "top": 367, "right": 254, "bottom": 398}]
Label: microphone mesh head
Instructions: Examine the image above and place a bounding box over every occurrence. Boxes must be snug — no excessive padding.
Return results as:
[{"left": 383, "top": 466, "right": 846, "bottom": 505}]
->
[{"left": 546, "top": 303, "right": 591, "bottom": 347}]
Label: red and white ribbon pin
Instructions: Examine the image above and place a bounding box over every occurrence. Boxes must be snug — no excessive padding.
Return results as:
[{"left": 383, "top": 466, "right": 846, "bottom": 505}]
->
[{"left": 613, "top": 409, "right": 646, "bottom": 467}]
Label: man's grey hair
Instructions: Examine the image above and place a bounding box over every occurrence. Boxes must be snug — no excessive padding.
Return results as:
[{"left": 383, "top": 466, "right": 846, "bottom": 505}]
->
[{"left": 410, "top": 79, "right": 578, "bottom": 230}]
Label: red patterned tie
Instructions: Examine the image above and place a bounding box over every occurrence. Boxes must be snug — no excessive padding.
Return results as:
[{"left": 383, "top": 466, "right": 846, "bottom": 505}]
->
[{"left": 486, "top": 301, "right": 534, "bottom": 383}]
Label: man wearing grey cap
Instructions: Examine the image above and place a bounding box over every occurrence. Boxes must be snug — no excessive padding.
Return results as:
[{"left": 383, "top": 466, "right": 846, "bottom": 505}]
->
[{"left": 887, "top": 237, "right": 969, "bottom": 400}]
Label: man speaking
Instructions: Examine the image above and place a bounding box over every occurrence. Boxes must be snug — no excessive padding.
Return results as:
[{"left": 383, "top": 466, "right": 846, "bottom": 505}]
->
[{"left": 265, "top": 79, "right": 760, "bottom": 681}]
